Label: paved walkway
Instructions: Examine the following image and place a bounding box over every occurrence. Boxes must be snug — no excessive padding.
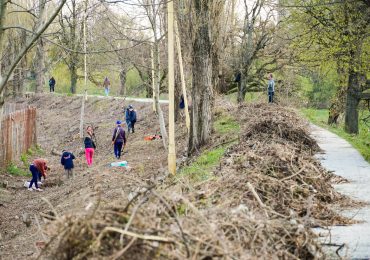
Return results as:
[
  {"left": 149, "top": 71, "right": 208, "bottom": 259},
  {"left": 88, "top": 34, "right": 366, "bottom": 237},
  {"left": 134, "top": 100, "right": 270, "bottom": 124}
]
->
[
  {"left": 311, "top": 124, "right": 370, "bottom": 258},
  {"left": 25, "top": 92, "right": 170, "bottom": 104}
]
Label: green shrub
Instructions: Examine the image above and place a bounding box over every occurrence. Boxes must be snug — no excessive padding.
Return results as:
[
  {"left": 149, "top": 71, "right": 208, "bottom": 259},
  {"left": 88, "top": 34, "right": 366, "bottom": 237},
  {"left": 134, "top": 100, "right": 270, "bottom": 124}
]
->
[{"left": 7, "top": 163, "right": 28, "bottom": 176}]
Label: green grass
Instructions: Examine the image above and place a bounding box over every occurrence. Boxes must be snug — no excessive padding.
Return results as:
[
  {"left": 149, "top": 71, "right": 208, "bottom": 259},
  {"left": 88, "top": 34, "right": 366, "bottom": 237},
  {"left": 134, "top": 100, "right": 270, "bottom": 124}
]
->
[
  {"left": 225, "top": 92, "right": 265, "bottom": 103},
  {"left": 6, "top": 162, "right": 28, "bottom": 176},
  {"left": 177, "top": 115, "right": 240, "bottom": 183},
  {"left": 3, "top": 145, "right": 45, "bottom": 176},
  {"left": 214, "top": 116, "right": 240, "bottom": 134},
  {"left": 301, "top": 108, "right": 370, "bottom": 162},
  {"left": 178, "top": 147, "right": 226, "bottom": 182}
]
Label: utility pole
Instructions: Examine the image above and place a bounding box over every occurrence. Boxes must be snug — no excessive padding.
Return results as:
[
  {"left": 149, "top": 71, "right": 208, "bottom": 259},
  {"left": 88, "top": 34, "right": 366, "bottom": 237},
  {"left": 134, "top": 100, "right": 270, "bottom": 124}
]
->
[{"left": 167, "top": 0, "right": 176, "bottom": 175}]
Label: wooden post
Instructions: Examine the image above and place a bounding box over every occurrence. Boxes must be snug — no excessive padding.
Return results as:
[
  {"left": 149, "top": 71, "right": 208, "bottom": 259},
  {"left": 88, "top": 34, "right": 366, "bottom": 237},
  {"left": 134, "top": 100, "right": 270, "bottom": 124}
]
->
[
  {"left": 79, "top": 90, "right": 87, "bottom": 138},
  {"left": 151, "top": 44, "right": 156, "bottom": 112},
  {"left": 83, "top": 0, "right": 88, "bottom": 99},
  {"left": 167, "top": 0, "right": 176, "bottom": 175},
  {"left": 174, "top": 19, "right": 190, "bottom": 132},
  {"left": 79, "top": 0, "right": 88, "bottom": 138}
]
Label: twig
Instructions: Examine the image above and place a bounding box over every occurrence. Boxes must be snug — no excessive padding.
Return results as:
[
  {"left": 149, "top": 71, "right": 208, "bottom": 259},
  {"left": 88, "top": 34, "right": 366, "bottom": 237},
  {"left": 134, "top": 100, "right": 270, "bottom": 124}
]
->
[
  {"left": 246, "top": 182, "right": 269, "bottom": 218},
  {"left": 151, "top": 190, "right": 191, "bottom": 257},
  {"left": 112, "top": 237, "right": 137, "bottom": 260},
  {"left": 280, "top": 166, "right": 306, "bottom": 181},
  {"left": 96, "top": 227, "right": 174, "bottom": 244}
]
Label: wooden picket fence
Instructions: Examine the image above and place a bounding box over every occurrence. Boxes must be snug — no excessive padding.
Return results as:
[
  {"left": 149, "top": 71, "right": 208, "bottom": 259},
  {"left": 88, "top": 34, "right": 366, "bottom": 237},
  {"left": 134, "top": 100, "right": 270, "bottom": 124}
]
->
[{"left": 0, "top": 106, "right": 37, "bottom": 167}]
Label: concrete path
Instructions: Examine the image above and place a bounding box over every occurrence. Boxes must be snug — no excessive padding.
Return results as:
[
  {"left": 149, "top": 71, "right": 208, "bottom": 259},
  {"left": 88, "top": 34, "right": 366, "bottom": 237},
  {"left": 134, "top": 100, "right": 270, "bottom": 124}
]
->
[
  {"left": 75, "top": 93, "right": 170, "bottom": 104},
  {"left": 311, "top": 124, "right": 370, "bottom": 259},
  {"left": 25, "top": 92, "right": 170, "bottom": 104}
]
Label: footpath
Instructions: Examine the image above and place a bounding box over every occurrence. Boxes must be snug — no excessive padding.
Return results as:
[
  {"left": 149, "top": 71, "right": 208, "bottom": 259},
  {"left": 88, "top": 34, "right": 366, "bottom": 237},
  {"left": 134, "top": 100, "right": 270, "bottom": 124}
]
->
[{"left": 311, "top": 124, "right": 370, "bottom": 258}]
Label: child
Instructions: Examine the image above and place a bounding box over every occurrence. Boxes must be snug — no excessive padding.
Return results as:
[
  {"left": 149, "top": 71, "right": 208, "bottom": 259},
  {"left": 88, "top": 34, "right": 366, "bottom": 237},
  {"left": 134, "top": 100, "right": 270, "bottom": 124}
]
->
[
  {"left": 61, "top": 150, "right": 76, "bottom": 179},
  {"left": 84, "top": 126, "right": 96, "bottom": 166}
]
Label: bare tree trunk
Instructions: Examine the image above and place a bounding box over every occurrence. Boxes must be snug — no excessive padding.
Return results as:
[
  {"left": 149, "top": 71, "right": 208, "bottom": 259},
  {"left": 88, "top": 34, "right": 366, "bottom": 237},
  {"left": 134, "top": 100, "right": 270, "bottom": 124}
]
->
[
  {"left": 35, "top": 39, "right": 45, "bottom": 93},
  {"left": 188, "top": 0, "right": 213, "bottom": 155},
  {"left": 70, "top": 62, "right": 77, "bottom": 93},
  {"left": 119, "top": 69, "right": 126, "bottom": 96},
  {"left": 328, "top": 60, "right": 347, "bottom": 124},
  {"left": 34, "top": 0, "right": 46, "bottom": 93},
  {"left": 237, "top": 73, "right": 247, "bottom": 103},
  {"left": 344, "top": 69, "right": 360, "bottom": 134}
]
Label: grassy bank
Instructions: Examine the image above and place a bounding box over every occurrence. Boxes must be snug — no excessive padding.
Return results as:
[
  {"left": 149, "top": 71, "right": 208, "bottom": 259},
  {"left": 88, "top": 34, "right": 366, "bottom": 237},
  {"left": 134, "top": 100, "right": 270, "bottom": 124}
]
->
[
  {"left": 301, "top": 108, "right": 370, "bottom": 162},
  {"left": 177, "top": 113, "right": 240, "bottom": 183}
]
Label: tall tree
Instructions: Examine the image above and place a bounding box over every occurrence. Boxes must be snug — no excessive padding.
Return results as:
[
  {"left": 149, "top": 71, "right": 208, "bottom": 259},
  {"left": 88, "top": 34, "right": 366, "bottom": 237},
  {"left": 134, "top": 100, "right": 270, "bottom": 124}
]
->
[
  {"left": 188, "top": 0, "right": 223, "bottom": 154},
  {"left": 0, "top": 0, "right": 67, "bottom": 109},
  {"left": 34, "top": 0, "right": 46, "bottom": 93},
  {"left": 58, "top": 0, "right": 84, "bottom": 94},
  {"left": 287, "top": 0, "right": 370, "bottom": 134}
]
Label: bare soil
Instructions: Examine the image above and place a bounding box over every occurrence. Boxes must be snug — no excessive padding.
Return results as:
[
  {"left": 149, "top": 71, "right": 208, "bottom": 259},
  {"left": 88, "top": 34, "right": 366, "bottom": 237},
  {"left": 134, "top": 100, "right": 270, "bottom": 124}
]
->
[
  {"left": 0, "top": 95, "right": 355, "bottom": 259},
  {"left": 0, "top": 94, "right": 186, "bottom": 259}
]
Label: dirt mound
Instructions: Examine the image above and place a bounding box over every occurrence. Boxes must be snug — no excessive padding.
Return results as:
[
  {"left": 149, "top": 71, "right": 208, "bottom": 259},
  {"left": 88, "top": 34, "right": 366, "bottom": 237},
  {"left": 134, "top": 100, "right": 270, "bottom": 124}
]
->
[{"left": 34, "top": 102, "right": 357, "bottom": 259}]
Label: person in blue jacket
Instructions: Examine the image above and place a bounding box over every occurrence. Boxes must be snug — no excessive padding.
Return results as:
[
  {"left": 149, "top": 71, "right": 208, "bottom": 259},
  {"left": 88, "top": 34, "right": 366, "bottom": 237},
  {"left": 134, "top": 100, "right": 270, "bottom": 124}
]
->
[
  {"left": 125, "top": 105, "right": 137, "bottom": 133},
  {"left": 61, "top": 150, "right": 76, "bottom": 179},
  {"left": 112, "top": 121, "right": 127, "bottom": 159},
  {"left": 49, "top": 77, "right": 56, "bottom": 92}
]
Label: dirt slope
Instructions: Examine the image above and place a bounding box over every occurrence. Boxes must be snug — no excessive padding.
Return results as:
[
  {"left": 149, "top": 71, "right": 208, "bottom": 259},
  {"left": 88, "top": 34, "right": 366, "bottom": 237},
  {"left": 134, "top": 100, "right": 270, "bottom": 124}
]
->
[
  {"left": 0, "top": 94, "right": 184, "bottom": 259},
  {"left": 0, "top": 96, "right": 352, "bottom": 259}
]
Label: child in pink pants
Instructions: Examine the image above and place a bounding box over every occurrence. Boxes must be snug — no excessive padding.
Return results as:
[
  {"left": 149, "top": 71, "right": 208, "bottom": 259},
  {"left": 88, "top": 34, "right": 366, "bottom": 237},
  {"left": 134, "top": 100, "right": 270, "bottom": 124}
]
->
[{"left": 83, "top": 126, "right": 96, "bottom": 166}]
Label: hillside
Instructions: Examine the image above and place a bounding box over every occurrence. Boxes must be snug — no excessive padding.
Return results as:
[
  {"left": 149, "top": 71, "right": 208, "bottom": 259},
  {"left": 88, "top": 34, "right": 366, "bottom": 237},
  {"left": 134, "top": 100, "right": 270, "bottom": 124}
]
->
[{"left": 0, "top": 94, "right": 354, "bottom": 259}]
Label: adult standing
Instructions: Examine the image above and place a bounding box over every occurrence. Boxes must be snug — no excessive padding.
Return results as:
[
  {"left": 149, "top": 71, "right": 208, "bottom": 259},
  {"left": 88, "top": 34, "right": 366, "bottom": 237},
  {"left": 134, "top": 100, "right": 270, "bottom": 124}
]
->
[
  {"left": 84, "top": 126, "right": 96, "bottom": 166},
  {"left": 112, "top": 121, "right": 127, "bottom": 159},
  {"left": 267, "top": 73, "right": 275, "bottom": 103},
  {"left": 125, "top": 105, "right": 137, "bottom": 133},
  {"left": 49, "top": 77, "right": 56, "bottom": 92},
  {"left": 103, "top": 77, "right": 110, "bottom": 96}
]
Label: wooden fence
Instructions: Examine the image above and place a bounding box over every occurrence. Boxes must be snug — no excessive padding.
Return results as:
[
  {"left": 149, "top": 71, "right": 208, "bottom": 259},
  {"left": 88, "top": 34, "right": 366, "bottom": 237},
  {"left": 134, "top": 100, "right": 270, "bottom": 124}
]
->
[{"left": 0, "top": 107, "right": 37, "bottom": 167}]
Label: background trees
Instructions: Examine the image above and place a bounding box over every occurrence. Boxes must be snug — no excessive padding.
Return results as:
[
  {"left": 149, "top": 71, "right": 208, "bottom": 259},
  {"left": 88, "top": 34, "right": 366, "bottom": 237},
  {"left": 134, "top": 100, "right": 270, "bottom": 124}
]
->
[{"left": 0, "top": 0, "right": 368, "bottom": 150}]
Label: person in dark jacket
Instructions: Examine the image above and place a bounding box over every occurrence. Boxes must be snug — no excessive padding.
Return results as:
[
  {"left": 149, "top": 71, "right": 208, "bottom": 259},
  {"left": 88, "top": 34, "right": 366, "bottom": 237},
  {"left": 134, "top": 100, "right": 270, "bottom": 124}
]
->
[
  {"left": 84, "top": 126, "right": 96, "bottom": 166},
  {"left": 267, "top": 73, "right": 275, "bottom": 103},
  {"left": 179, "top": 95, "right": 185, "bottom": 109},
  {"left": 49, "top": 77, "right": 56, "bottom": 92},
  {"left": 61, "top": 150, "right": 76, "bottom": 179},
  {"left": 125, "top": 105, "right": 137, "bottom": 133},
  {"left": 112, "top": 121, "right": 127, "bottom": 159}
]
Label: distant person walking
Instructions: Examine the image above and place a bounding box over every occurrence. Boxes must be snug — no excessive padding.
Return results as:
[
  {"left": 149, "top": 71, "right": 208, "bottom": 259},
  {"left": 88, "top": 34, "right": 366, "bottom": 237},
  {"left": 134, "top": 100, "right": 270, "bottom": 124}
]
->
[
  {"left": 49, "top": 77, "right": 56, "bottom": 92},
  {"left": 125, "top": 105, "right": 137, "bottom": 133},
  {"left": 61, "top": 150, "right": 76, "bottom": 179},
  {"left": 267, "top": 73, "right": 275, "bottom": 103},
  {"left": 112, "top": 121, "right": 127, "bottom": 159},
  {"left": 103, "top": 77, "right": 110, "bottom": 96},
  {"left": 84, "top": 126, "right": 96, "bottom": 166}
]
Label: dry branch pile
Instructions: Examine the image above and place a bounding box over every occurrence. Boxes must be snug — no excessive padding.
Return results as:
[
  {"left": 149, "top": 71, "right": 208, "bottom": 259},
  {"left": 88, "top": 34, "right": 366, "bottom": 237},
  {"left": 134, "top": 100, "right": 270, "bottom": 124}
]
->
[{"left": 40, "top": 103, "right": 353, "bottom": 259}]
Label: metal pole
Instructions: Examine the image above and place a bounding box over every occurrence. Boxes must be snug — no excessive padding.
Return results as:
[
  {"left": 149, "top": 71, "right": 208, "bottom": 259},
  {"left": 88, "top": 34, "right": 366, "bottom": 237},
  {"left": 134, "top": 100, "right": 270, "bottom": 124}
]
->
[{"left": 167, "top": 0, "right": 176, "bottom": 175}]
